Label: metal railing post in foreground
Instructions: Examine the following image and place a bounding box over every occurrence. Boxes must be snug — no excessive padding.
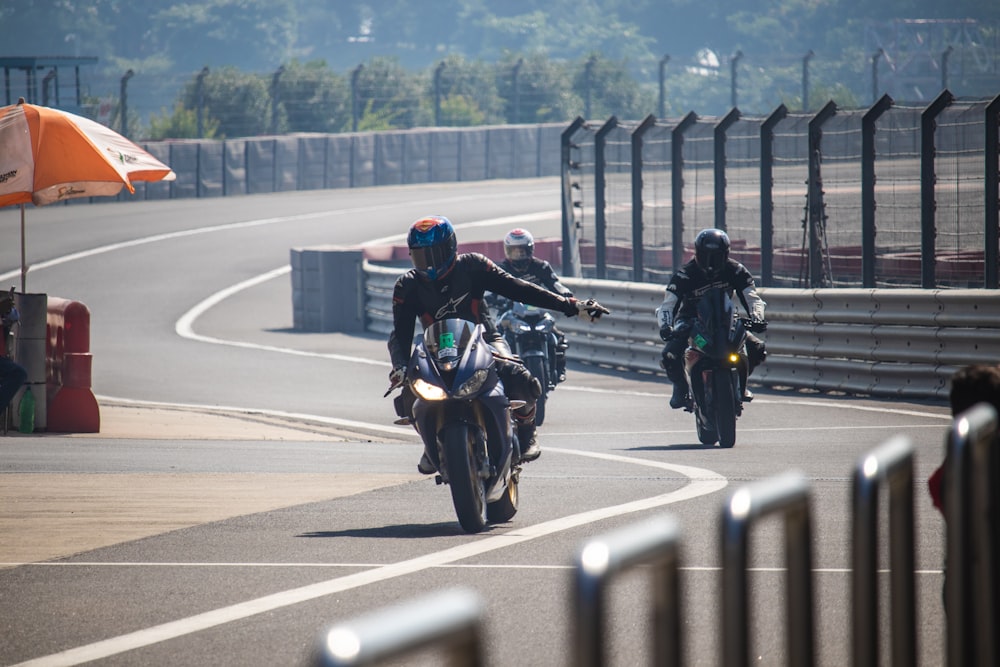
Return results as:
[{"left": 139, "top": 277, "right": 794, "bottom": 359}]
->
[
  {"left": 310, "top": 588, "right": 484, "bottom": 666},
  {"left": 945, "top": 403, "right": 999, "bottom": 667},
  {"left": 722, "top": 470, "right": 814, "bottom": 667},
  {"left": 573, "top": 515, "right": 682, "bottom": 667},
  {"left": 851, "top": 436, "right": 916, "bottom": 667}
]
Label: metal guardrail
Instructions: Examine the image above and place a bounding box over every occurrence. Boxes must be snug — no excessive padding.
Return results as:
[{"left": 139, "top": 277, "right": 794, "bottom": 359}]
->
[
  {"left": 851, "top": 436, "right": 916, "bottom": 667},
  {"left": 944, "top": 403, "right": 999, "bottom": 667},
  {"left": 573, "top": 515, "right": 682, "bottom": 667},
  {"left": 721, "top": 470, "right": 815, "bottom": 667},
  {"left": 360, "top": 261, "right": 1000, "bottom": 399},
  {"left": 310, "top": 588, "right": 484, "bottom": 666}
]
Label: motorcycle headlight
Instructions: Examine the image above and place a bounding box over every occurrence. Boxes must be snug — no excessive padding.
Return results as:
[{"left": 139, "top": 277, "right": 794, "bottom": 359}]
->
[
  {"left": 454, "top": 369, "right": 490, "bottom": 399},
  {"left": 412, "top": 377, "right": 447, "bottom": 401},
  {"left": 728, "top": 353, "right": 740, "bottom": 364},
  {"left": 517, "top": 323, "right": 531, "bottom": 333}
]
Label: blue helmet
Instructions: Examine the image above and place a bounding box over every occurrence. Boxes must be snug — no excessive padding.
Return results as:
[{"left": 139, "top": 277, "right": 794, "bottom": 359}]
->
[{"left": 408, "top": 216, "right": 457, "bottom": 281}]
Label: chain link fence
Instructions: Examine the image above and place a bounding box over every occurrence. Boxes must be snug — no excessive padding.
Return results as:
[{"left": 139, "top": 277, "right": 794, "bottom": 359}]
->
[{"left": 563, "top": 93, "right": 1000, "bottom": 289}]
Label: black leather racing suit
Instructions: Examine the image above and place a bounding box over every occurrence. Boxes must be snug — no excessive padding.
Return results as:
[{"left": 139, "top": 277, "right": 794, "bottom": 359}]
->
[
  {"left": 656, "top": 258, "right": 767, "bottom": 395},
  {"left": 389, "top": 253, "right": 578, "bottom": 438}
]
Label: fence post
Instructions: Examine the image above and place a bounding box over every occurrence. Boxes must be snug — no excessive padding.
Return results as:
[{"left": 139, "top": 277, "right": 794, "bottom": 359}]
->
[
  {"left": 714, "top": 107, "right": 741, "bottom": 232},
  {"left": 944, "top": 403, "right": 999, "bottom": 667},
  {"left": 310, "top": 589, "right": 484, "bottom": 667},
  {"left": 760, "top": 104, "right": 788, "bottom": 287},
  {"left": 807, "top": 100, "right": 837, "bottom": 287},
  {"left": 802, "top": 51, "right": 814, "bottom": 112},
  {"left": 671, "top": 112, "right": 698, "bottom": 270},
  {"left": 862, "top": 94, "right": 894, "bottom": 288},
  {"left": 985, "top": 93, "right": 1000, "bottom": 289},
  {"left": 594, "top": 116, "right": 619, "bottom": 280},
  {"left": 196, "top": 66, "right": 208, "bottom": 139},
  {"left": 631, "top": 114, "right": 656, "bottom": 281},
  {"left": 920, "top": 89, "right": 954, "bottom": 289},
  {"left": 351, "top": 64, "right": 363, "bottom": 133},
  {"left": 573, "top": 515, "right": 682, "bottom": 667},
  {"left": 561, "top": 117, "right": 586, "bottom": 278},
  {"left": 722, "top": 470, "right": 814, "bottom": 667},
  {"left": 851, "top": 436, "right": 916, "bottom": 667},
  {"left": 658, "top": 55, "right": 670, "bottom": 119}
]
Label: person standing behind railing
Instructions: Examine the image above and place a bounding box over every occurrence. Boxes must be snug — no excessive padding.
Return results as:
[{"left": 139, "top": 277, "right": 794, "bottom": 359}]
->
[
  {"left": 926, "top": 363, "right": 1000, "bottom": 615},
  {"left": 0, "top": 288, "right": 27, "bottom": 427}
]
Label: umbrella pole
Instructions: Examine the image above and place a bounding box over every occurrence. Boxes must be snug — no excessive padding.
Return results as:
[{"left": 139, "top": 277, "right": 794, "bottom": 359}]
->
[{"left": 20, "top": 204, "right": 26, "bottom": 293}]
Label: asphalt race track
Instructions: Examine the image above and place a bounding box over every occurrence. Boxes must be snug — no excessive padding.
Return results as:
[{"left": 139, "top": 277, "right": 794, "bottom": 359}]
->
[{"left": 0, "top": 178, "right": 952, "bottom": 666}]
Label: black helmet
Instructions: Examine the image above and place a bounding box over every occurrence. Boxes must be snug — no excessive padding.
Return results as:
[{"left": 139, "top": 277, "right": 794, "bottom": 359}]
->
[
  {"left": 503, "top": 228, "right": 534, "bottom": 272},
  {"left": 408, "top": 216, "right": 457, "bottom": 281},
  {"left": 694, "top": 228, "right": 730, "bottom": 278}
]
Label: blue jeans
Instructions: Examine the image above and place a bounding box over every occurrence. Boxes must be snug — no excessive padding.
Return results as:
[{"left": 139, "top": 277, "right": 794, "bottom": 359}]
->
[{"left": 0, "top": 356, "right": 27, "bottom": 412}]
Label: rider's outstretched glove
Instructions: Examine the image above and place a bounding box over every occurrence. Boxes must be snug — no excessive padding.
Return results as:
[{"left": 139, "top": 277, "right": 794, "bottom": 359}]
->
[
  {"left": 659, "top": 324, "right": 673, "bottom": 341},
  {"left": 747, "top": 318, "right": 768, "bottom": 333},
  {"left": 562, "top": 297, "right": 609, "bottom": 322},
  {"left": 388, "top": 366, "right": 407, "bottom": 387}
]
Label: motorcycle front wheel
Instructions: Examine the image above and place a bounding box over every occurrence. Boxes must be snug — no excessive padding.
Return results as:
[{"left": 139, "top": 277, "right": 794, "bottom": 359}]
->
[
  {"left": 524, "top": 355, "right": 549, "bottom": 426},
  {"left": 487, "top": 474, "right": 519, "bottom": 523},
  {"left": 442, "top": 424, "right": 488, "bottom": 533},
  {"left": 714, "top": 369, "right": 738, "bottom": 448}
]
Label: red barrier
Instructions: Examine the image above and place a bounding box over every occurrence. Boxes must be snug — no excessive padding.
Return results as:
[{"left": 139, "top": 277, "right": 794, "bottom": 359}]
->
[{"left": 46, "top": 297, "right": 100, "bottom": 433}]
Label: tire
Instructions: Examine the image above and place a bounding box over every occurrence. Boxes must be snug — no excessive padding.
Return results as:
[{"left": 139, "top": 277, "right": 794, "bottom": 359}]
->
[
  {"left": 487, "top": 474, "right": 519, "bottom": 523},
  {"left": 442, "top": 424, "right": 488, "bottom": 533},
  {"left": 695, "top": 409, "right": 718, "bottom": 445},
  {"left": 524, "top": 355, "right": 548, "bottom": 427},
  {"left": 714, "top": 370, "right": 738, "bottom": 448}
]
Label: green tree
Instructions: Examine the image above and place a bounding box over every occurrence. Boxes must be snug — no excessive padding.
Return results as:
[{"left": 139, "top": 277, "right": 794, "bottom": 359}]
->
[
  {"left": 274, "top": 60, "right": 351, "bottom": 133},
  {"left": 179, "top": 66, "right": 270, "bottom": 138},
  {"left": 352, "top": 56, "right": 423, "bottom": 129},
  {"left": 148, "top": 103, "right": 219, "bottom": 139}
]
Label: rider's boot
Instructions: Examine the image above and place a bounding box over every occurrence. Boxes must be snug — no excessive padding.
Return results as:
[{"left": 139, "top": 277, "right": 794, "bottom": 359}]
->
[
  {"left": 669, "top": 380, "right": 691, "bottom": 410},
  {"left": 555, "top": 352, "right": 567, "bottom": 383},
  {"left": 417, "top": 451, "right": 436, "bottom": 474},
  {"left": 518, "top": 423, "right": 541, "bottom": 462}
]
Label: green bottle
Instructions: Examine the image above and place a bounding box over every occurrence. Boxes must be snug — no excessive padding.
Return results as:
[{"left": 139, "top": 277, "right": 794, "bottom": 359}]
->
[{"left": 18, "top": 385, "right": 35, "bottom": 434}]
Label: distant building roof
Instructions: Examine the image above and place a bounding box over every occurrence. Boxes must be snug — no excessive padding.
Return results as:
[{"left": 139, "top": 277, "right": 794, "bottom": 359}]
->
[{"left": 2, "top": 55, "right": 99, "bottom": 108}]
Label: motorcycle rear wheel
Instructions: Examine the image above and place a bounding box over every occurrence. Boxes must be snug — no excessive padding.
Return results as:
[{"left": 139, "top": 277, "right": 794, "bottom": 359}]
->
[
  {"left": 442, "top": 424, "right": 488, "bottom": 533},
  {"left": 525, "top": 355, "right": 548, "bottom": 427},
  {"left": 714, "top": 370, "right": 738, "bottom": 448}
]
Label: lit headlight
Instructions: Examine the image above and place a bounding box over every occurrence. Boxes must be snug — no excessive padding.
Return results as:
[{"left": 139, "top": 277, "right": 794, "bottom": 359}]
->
[
  {"left": 454, "top": 369, "right": 490, "bottom": 398},
  {"left": 728, "top": 353, "right": 740, "bottom": 364},
  {"left": 412, "top": 377, "right": 447, "bottom": 401},
  {"left": 517, "top": 324, "right": 531, "bottom": 333}
]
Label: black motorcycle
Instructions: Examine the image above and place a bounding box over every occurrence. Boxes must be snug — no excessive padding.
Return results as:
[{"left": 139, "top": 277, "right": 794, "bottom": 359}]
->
[
  {"left": 495, "top": 299, "right": 564, "bottom": 426},
  {"left": 390, "top": 318, "right": 520, "bottom": 533},
  {"left": 681, "top": 287, "right": 764, "bottom": 449}
]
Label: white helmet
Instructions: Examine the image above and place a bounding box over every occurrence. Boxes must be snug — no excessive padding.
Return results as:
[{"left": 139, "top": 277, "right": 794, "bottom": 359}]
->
[{"left": 503, "top": 228, "right": 534, "bottom": 272}]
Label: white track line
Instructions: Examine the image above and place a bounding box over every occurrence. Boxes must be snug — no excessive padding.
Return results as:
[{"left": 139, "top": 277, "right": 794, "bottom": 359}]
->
[{"left": 11, "top": 452, "right": 726, "bottom": 667}]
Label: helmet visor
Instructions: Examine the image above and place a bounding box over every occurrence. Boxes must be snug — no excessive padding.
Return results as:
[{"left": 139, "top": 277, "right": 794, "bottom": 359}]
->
[
  {"left": 505, "top": 245, "right": 530, "bottom": 262},
  {"left": 411, "top": 244, "right": 451, "bottom": 277}
]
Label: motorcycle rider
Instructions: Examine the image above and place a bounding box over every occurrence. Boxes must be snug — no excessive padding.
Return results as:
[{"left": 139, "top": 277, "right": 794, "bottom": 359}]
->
[
  {"left": 388, "top": 216, "right": 608, "bottom": 473},
  {"left": 656, "top": 228, "right": 767, "bottom": 410},
  {"left": 495, "top": 228, "right": 572, "bottom": 382}
]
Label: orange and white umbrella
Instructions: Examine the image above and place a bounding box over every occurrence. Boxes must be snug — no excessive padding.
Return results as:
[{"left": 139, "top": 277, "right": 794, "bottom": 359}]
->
[{"left": 0, "top": 99, "right": 176, "bottom": 290}]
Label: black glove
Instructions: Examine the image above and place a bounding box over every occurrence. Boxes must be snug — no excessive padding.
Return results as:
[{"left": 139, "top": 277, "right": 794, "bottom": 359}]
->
[
  {"left": 561, "top": 297, "right": 581, "bottom": 317},
  {"left": 747, "top": 318, "right": 768, "bottom": 333},
  {"left": 659, "top": 324, "right": 673, "bottom": 341}
]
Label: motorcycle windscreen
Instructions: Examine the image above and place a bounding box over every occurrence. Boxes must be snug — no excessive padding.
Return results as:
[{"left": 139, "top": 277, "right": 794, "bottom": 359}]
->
[{"left": 423, "top": 319, "right": 476, "bottom": 372}]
